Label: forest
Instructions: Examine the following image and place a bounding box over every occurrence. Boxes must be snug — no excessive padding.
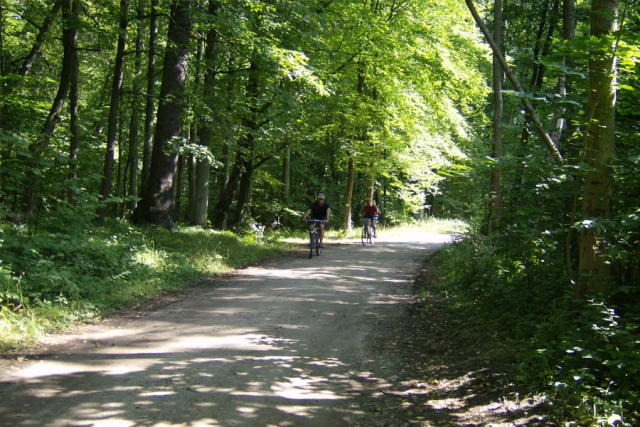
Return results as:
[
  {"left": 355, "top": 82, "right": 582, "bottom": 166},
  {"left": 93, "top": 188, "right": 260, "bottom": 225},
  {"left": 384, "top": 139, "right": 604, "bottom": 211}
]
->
[{"left": 1, "top": 0, "right": 639, "bottom": 425}]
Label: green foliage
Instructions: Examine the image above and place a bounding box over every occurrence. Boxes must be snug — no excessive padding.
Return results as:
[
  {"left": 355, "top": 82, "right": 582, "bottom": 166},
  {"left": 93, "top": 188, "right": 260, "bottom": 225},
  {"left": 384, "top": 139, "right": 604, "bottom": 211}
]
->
[
  {"left": 0, "top": 220, "right": 290, "bottom": 352},
  {"left": 432, "top": 231, "right": 640, "bottom": 426},
  {"left": 542, "top": 300, "right": 640, "bottom": 426}
]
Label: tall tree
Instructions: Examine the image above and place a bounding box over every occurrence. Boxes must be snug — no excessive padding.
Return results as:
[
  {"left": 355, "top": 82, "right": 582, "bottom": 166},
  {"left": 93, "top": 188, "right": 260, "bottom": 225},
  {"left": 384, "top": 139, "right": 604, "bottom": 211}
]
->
[
  {"left": 25, "top": 0, "right": 74, "bottom": 216},
  {"left": 282, "top": 144, "right": 290, "bottom": 202},
  {"left": 343, "top": 151, "right": 355, "bottom": 231},
  {"left": 127, "top": 0, "right": 145, "bottom": 211},
  {"left": 67, "top": 0, "right": 79, "bottom": 205},
  {"left": 140, "top": 0, "right": 159, "bottom": 195},
  {"left": 193, "top": 0, "right": 221, "bottom": 227},
  {"left": 132, "top": 0, "right": 192, "bottom": 229},
  {"left": 489, "top": 0, "right": 503, "bottom": 232},
  {"left": 98, "top": 0, "right": 130, "bottom": 223},
  {"left": 578, "top": 0, "right": 618, "bottom": 294}
]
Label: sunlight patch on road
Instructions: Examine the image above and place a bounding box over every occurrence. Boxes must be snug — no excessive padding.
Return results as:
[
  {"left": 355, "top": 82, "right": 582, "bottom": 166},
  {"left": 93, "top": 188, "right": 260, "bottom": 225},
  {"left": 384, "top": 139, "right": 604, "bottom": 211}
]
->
[
  {"left": 272, "top": 376, "right": 347, "bottom": 400},
  {"left": 154, "top": 420, "right": 220, "bottom": 427},
  {"left": 17, "top": 359, "right": 161, "bottom": 380},
  {"left": 90, "top": 420, "right": 135, "bottom": 427},
  {"left": 276, "top": 404, "right": 321, "bottom": 417}
]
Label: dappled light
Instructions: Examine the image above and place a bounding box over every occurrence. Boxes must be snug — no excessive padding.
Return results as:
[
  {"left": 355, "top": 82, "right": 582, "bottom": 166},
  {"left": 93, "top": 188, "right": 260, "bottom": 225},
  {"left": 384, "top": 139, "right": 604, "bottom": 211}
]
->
[{"left": 0, "top": 234, "right": 546, "bottom": 426}]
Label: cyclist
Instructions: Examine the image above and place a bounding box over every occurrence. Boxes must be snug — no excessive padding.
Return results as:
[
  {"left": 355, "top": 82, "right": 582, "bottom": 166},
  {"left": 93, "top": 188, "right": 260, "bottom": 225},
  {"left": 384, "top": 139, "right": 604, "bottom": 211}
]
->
[
  {"left": 359, "top": 198, "right": 379, "bottom": 237},
  {"left": 302, "top": 193, "right": 331, "bottom": 248}
]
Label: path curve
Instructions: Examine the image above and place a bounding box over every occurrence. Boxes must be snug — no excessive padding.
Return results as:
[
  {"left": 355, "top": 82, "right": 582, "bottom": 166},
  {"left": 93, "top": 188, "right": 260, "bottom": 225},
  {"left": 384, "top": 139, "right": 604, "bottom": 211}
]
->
[{"left": 0, "top": 233, "right": 450, "bottom": 427}]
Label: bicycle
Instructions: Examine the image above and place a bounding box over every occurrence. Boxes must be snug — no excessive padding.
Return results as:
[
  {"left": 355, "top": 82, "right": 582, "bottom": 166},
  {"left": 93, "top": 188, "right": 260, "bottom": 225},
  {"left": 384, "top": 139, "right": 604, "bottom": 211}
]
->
[
  {"left": 306, "top": 219, "right": 324, "bottom": 258},
  {"left": 360, "top": 216, "right": 377, "bottom": 245}
]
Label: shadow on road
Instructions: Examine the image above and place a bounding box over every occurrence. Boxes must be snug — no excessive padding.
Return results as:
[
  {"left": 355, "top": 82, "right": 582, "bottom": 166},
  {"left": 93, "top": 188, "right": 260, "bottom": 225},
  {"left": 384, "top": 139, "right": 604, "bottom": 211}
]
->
[{"left": 0, "top": 236, "right": 547, "bottom": 426}]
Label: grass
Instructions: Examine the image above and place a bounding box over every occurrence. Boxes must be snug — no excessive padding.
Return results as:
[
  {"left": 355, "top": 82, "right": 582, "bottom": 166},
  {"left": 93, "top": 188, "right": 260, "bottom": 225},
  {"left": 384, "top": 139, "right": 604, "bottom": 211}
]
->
[{"left": 0, "top": 222, "right": 297, "bottom": 352}]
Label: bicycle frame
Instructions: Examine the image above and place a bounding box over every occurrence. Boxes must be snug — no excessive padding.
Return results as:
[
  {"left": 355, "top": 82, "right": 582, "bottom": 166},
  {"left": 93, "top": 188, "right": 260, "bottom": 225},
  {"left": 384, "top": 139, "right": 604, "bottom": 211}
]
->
[{"left": 306, "top": 219, "right": 324, "bottom": 258}]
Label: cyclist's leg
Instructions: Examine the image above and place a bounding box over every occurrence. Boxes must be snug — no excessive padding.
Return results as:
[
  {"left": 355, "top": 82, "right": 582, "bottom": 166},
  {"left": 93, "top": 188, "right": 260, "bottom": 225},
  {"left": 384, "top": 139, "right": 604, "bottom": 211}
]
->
[{"left": 318, "top": 222, "right": 325, "bottom": 247}]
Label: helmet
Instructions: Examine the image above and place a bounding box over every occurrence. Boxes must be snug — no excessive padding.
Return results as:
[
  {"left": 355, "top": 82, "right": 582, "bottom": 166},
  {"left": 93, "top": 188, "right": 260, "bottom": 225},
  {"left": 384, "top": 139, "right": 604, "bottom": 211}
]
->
[{"left": 317, "top": 193, "right": 325, "bottom": 199}]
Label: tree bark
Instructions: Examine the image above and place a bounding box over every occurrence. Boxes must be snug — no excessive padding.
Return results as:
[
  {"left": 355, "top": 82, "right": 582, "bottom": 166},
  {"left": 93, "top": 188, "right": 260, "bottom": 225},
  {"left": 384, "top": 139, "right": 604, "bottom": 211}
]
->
[
  {"left": 530, "top": 0, "right": 551, "bottom": 88},
  {"left": 577, "top": 0, "right": 618, "bottom": 295},
  {"left": 25, "top": 0, "right": 74, "bottom": 216},
  {"left": 282, "top": 145, "right": 290, "bottom": 202},
  {"left": 229, "top": 56, "right": 260, "bottom": 230},
  {"left": 343, "top": 152, "right": 355, "bottom": 232},
  {"left": 188, "top": 133, "right": 197, "bottom": 223},
  {"left": 233, "top": 151, "right": 254, "bottom": 229},
  {"left": 115, "top": 108, "right": 125, "bottom": 217},
  {"left": 0, "top": 0, "right": 4, "bottom": 82},
  {"left": 489, "top": 0, "right": 503, "bottom": 232},
  {"left": 132, "top": 0, "right": 191, "bottom": 230},
  {"left": 140, "top": 0, "right": 159, "bottom": 195},
  {"left": 98, "top": 0, "right": 129, "bottom": 224},
  {"left": 211, "top": 155, "right": 242, "bottom": 229},
  {"left": 193, "top": 0, "right": 221, "bottom": 227},
  {"left": 220, "top": 142, "right": 231, "bottom": 196},
  {"left": 174, "top": 154, "right": 185, "bottom": 221},
  {"left": 67, "top": 0, "right": 79, "bottom": 205},
  {"left": 127, "top": 0, "right": 145, "bottom": 211}
]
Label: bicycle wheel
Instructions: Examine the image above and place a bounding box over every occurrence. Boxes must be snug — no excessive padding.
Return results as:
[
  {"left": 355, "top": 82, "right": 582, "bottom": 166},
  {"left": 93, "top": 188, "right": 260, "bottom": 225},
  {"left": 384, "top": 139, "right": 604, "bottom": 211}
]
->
[
  {"left": 316, "top": 238, "right": 321, "bottom": 256},
  {"left": 369, "top": 226, "right": 374, "bottom": 245},
  {"left": 309, "top": 232, "right": 315, "bottom": 259},
  {"left": 361, "top": 227, "right": 367, "bottom": 245}
]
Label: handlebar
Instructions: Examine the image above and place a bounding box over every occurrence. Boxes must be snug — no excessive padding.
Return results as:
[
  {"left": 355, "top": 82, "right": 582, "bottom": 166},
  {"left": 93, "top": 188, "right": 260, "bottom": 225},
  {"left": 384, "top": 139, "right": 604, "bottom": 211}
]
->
[{"left": 305, "top": 219, "right": 326, "bottom": 224}]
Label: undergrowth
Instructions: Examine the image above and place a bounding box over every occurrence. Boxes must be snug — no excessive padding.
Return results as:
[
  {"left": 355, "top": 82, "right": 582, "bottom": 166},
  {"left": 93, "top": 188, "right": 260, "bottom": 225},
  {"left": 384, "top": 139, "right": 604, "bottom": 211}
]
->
[
  {"left": 429, "top": 232, "right": 640, "bottom": 427},
  {"left": 0, "top": 219, "right": 293, "bottom": 352}
]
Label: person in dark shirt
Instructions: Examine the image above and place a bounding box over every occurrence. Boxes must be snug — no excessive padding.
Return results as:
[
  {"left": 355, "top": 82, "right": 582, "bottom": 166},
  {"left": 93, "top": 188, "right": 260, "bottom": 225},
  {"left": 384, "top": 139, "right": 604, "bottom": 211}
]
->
[{"left": 302, "top": 192, "right": 331, "bottom": 247}]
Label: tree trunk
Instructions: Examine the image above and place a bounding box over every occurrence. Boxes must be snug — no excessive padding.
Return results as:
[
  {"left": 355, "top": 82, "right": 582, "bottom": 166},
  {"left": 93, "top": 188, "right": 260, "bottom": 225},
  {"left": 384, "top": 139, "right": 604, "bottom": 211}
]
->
[
  {"left": 67, "top": 0, "right": 79, "bottom": 205},
  {"left": 0, "top": 0, "right": 4, "bottom": 129},
  {"left": 132, "top": 0, "right": 191, "bottom": 230},
  {"left": 211, "top": 155, "right": 243, "bottom": 229},
  {"left": 220, "top": 142, "right": 231, "bottom": 195},
  {"left": 25, "top": 0, "right": 74, "bottom": 216},
  {"left": 193, "top": 0, "right": 220, "bottom": 227},
  {"left": 530, "top": 0, "right": 551, "bottom": 88},
  {"left": 233, "top": 152, "right": 254, "bottom": 229},
  {"left": 98, "top": 0, "right": 129, "bottom": 224},
  {"left": 174, "top": 154, "right": 185, "bottom": 221},
  {"left": 489, "top": 0, "right": 503, "bottom": 232},
  {"left": 127, "top": 0, "right": 145, "bottom": 211},
  {"left": 140, "top": 0, "right": 159, "bottom": 195},
  {"left": 229, "top": 56, "right": 259, "bottom": 230},
  {"left": 17, "top": 1, "right": 63, "bottom": 84},
  {"left": 115, "top": 108, "right": 125, "bottom": 217},
  {"left": 577, "top": 0, "right": 618, "bottom": 295},
  {"left": 367, "top": 160, "right": 375, "bottom": 200},
  {"left": 188, "top": 134, "right": 197, "bottom": 223},
  {"left": 282, "top": 145, "right": 290, "bottom": 202},
  {"left": 343, "top": 152, "right": 355, "bottom": 232},
  {"left": 0, "top": 0, "right": 4, "bottom": 82},
  {"left": 561, "top": 0, "right": 578, "bottom": 150}
]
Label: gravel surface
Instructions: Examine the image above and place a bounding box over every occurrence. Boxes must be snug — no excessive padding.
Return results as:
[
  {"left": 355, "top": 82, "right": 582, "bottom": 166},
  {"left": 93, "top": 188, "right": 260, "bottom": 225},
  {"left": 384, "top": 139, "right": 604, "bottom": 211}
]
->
[{"left": 0, "top": 232, "right": 548, "bottom": 426}]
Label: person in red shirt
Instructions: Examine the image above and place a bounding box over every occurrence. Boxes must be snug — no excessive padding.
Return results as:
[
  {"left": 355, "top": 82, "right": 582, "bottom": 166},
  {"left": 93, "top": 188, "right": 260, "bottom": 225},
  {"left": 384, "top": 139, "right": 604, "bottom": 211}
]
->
[{"left": 359, "top": 198, "right": 380, "bottom": 237}]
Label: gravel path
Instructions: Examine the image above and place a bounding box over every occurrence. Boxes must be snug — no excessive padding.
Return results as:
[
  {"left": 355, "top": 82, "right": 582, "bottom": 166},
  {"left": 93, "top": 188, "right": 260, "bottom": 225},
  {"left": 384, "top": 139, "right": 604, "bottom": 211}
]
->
[{"left": 0, "top": 232, "right": 453, "bottom": 427}]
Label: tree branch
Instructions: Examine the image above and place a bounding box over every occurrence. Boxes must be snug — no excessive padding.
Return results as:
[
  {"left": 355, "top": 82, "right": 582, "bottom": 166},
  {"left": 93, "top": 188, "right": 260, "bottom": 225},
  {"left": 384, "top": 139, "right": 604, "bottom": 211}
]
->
[{"left": 464, "top": 0, "right": 563, "bottom": 163}]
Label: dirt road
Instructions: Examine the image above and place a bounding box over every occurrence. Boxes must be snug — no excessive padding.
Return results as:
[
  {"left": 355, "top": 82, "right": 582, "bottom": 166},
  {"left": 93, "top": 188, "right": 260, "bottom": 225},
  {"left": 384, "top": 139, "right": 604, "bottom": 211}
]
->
[{"left": 0, "top": 232, "right": 457, "bottom": 427}]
